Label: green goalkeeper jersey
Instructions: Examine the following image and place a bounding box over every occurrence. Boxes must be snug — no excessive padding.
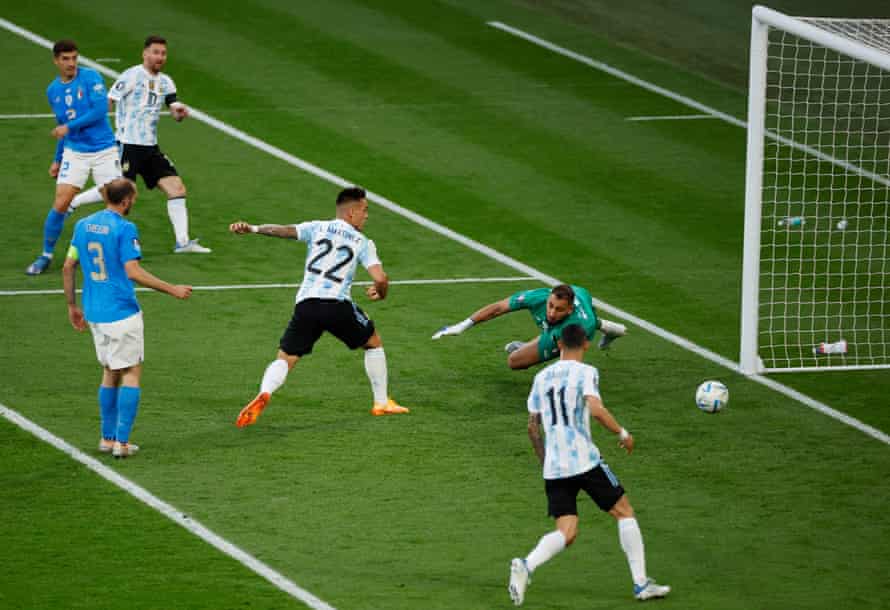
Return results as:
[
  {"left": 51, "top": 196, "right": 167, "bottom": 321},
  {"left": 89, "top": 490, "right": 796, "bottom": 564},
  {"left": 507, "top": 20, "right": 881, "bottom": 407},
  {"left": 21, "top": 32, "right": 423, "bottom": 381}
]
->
[{"left": 507, "top": 285, "right": 600, "bottom": 361}]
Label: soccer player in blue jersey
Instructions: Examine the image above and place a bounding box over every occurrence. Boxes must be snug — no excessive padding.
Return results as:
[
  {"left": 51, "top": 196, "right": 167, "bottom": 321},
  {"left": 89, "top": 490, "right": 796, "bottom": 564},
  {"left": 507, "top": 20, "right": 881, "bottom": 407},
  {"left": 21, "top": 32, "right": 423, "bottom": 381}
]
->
[
  {"left": 507, "top": 324, "right": 670, "bottom": 605},
  {"left": 433, "top": 284, "right": 627, "bottom": 369},
  {"left": 26, "top": 40, "right": 121, "bottom": 275},
  {"left": 228, "top": 187, "right": 409, "bottom": 426},
  {"left": 62, "top": 178, "right": 192, "bottom": 458}
]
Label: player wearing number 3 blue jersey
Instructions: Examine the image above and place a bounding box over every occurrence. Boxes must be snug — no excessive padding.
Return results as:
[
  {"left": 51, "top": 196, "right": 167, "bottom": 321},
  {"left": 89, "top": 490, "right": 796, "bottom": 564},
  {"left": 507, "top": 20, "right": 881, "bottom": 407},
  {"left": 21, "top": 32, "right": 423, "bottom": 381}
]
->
[
  {"left": 63, "top": 178, "right": 192, "bottom": 458},
  {"left": 229, "top": 187, "right": 410, "bottom": 427},
  {"left": 26, "top": 40, "right": 120, "bottom": 276}
]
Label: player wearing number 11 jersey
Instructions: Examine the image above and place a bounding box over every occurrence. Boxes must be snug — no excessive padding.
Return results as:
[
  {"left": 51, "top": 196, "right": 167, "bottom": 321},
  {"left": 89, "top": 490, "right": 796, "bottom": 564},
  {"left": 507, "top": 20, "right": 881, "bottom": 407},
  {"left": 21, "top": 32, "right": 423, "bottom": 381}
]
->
[{"left": 229, "top": 187, "right": 409, "bottom": 427}]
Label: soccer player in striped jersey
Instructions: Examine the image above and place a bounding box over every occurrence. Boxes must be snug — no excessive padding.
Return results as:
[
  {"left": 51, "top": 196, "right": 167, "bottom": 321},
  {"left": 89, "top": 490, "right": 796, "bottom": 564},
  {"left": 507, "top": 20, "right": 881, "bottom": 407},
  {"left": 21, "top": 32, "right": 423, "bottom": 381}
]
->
[
  {"left": 508, "top": 324, "right": 670, "bottom": 604},
  {"left": 62, "top": 178, "right": 192, "bottom": 458},
  {"left": 70, "top": 35, "right": 210, "bottom": 254},
  {"left": 433, "top": 283, "right": 627, "bottom": 369},
  {"left": 229, "top": 187, "right": 409, "bottom": 426},
  {"left": 26, "top": 40, "right": 121, "bottom": 275}
]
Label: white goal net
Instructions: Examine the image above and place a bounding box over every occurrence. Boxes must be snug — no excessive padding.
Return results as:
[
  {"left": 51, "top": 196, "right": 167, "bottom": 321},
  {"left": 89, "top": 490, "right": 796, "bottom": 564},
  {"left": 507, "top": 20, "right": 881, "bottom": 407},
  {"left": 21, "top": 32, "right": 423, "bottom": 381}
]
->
[{"left": 741, "top": 7, "right": 890, "bottom": 373}]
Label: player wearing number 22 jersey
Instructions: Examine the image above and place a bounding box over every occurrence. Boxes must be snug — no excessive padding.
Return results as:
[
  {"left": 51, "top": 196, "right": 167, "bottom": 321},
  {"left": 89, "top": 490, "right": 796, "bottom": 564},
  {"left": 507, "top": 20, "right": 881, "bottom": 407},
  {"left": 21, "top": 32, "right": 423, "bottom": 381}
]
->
[{"left": 229, "top": 187, "right": 410, "bottom": 428}]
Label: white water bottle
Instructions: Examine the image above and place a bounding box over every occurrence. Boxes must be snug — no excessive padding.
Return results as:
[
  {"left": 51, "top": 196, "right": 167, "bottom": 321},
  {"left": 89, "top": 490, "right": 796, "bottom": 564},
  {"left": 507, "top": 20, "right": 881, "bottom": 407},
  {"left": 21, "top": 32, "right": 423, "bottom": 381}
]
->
[
  {"left": 778, "top": 216, "right": 805, "bottom": 228},
  {"left": 814, "top": 339, "right": 847, "bottom": 355}
]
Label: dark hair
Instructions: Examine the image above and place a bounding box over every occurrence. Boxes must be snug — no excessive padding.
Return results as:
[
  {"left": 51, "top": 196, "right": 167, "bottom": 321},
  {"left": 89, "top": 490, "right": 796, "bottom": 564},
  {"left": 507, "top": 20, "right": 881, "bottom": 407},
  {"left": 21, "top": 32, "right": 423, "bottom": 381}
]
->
[
  {"left": 560, "top": 324, "right": 587, "bottom": 349},
  {"left": 53, "top": 40, "right": 78, "bottom": 56},
  {"left": 144, "top": 35, "right": 167, "bottom": 48},
  {"left": 336, "top": 187, "right": 366, "bottom": 205},
  {"left": 551, "top": 284, "right": 575, "bottom": 303},
  {"left": 105, "top": 178, "right": 136, "bottom": 204}
]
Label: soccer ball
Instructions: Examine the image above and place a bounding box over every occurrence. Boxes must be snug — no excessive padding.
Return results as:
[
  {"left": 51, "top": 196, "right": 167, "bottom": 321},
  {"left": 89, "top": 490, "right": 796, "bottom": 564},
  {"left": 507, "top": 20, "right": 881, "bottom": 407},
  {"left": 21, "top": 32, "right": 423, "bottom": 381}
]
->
[{"left": 695, "top": 380, "right": 728, "bottom": 413}]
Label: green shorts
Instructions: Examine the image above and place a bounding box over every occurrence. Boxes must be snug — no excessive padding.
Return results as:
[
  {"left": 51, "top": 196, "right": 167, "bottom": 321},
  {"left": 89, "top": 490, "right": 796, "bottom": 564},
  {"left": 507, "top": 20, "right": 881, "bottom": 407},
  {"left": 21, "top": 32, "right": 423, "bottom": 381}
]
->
[
  {"left": 537, "top": 331, "right": 562, "bottom": 362},
  {"left": 538, "top": 323, "right": 598, "bottom": 362}
]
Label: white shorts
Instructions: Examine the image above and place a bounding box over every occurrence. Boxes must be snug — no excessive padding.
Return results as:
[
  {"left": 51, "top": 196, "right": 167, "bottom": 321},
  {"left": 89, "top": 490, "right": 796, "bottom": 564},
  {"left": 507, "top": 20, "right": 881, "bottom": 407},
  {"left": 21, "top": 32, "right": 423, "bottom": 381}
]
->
[
  {"left": 57, "top": 145, "right": 121, "bottom": 189},
  {"left": 89, "top": 312, "right": 144, "bottom": 370}
]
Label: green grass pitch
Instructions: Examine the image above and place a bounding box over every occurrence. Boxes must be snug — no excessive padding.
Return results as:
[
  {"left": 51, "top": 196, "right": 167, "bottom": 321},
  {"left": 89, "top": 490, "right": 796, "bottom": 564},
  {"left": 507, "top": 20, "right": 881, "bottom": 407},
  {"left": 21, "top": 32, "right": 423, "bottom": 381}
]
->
[{"left": 2, "top": 2, "right": 889, "bottom": 609}]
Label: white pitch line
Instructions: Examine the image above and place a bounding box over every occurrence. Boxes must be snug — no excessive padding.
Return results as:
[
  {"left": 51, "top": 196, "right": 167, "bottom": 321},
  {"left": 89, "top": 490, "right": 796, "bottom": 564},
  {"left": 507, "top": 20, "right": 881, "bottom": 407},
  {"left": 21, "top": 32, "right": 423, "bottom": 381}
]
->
[
  {"left": 0, "top": 18, "right": 883, "bottom": 450},
  {"left": 0, "top": 112, "right": 167, "bottom": 120},
  {"left": 0, "top": 403, "right": 337, "bottom": 610},
  {"left": 0, "top": 276, "right": 535, "bottom": 297},
  {"left": 487, "top": 21, "right": 890, "bottom": 189},
  {"left": 626, "top": 114, "right": 716, "bottom": 122}
]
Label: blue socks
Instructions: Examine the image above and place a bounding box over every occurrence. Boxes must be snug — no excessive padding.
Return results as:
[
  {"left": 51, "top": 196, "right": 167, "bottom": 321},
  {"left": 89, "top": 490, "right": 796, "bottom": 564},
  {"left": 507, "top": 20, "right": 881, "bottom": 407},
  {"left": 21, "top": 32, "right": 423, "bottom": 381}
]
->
[
  {"left": 115, "top": 386, "right": 141, "bottom": 444},
  {"left": 42, "top": 208, "right": 66, "bottom": 256},
  {"left": 98, "top": 386, "right": 119, "bottom": 440}
]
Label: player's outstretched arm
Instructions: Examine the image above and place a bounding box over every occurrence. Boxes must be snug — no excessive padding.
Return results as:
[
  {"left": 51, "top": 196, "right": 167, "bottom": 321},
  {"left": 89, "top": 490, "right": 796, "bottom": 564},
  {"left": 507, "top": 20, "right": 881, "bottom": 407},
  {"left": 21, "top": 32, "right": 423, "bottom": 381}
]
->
[
  {"left": 124, "top": 260, "right": 192, "bottom": 300},
  {"left": 432, "top": 298, "right": 511, "bottom": 339},
  {"left": 62, "top": 257, "right": 87, "bottom": 331},
  {"left": 587, "top": 395, "right": 634, "bottom": 454},
  {"left": 229, "top": 222, "right": 297, "bottom": 239}
]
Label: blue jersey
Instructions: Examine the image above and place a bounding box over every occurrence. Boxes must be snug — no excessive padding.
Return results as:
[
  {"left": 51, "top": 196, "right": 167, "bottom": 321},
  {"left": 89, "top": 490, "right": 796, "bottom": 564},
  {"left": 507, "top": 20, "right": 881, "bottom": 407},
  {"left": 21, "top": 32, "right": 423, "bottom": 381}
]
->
[
  {"left": 68, "top": 210, "right": 142, "bottom": 324},
  {"left": 47, "top": 66, "right": 116, "bottom": 161}
]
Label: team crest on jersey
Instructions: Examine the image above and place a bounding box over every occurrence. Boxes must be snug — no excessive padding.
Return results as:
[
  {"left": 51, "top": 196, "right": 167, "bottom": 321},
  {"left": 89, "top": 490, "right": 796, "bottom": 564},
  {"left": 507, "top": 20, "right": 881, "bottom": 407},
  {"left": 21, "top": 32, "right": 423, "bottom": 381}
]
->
[
  {"left": 122, "top": 161, "right": 130, "bottom": 172},
  {"left": 77, "top": 88, "right": 83, "bottom": 99}
]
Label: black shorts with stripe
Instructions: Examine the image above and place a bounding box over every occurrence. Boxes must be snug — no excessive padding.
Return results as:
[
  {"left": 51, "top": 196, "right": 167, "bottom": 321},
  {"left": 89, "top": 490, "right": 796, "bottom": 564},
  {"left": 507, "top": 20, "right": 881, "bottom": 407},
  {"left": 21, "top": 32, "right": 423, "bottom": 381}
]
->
[
  {"left": 544, "top": 462, "right": 625, "bottom": 518},
  {"left": 279, "top": 298, "right": 375, "bottom": 357},
  {"left": 120, "top": 143, "right": 178, "bottom": 189}
]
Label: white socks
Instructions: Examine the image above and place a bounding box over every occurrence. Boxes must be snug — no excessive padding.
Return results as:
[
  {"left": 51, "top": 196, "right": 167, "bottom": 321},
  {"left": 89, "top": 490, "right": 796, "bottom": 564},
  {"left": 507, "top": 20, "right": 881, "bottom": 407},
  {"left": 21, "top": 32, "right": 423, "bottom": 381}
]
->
[
  {"left": 167, "top": 197, "right": 190, "bottom": 246},
  {"left": 70, "top": 185, "right": 103, "bottom": 211},
  {"left": 364, "top": 347, "right": 388, "bottom": 404},
  {"left": 525, "top": 530, "right": 566, "bottom": 572},
  {"left": 618, "top": 517, "right": 648, "bottom": 587},
  {"left": 600, "top": 319, "right": 627, "bottom": 337},
  {"left": 260, "top": 359, "right": 289, "bottom": 395}
]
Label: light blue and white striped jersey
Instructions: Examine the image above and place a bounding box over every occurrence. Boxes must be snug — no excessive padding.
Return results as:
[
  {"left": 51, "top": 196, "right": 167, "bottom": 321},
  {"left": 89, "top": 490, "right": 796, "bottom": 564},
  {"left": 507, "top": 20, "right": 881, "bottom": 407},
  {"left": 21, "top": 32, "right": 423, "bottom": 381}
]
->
[
  {"left": 293, "top": 219, "right": 381, "bottom": 303},
  {"left": 527, "top": 360, "right": 602, "bottom": 480},
  {"left": 109, "top": 65, "right": 176, "bottom": 145}
]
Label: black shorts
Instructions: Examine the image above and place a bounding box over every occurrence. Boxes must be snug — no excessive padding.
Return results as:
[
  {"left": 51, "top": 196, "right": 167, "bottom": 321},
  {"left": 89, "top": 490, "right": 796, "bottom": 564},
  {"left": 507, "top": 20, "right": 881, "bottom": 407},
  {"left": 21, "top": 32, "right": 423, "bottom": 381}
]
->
[
  {"left": 279, "top": 298, "right": 375, "bottom": 357},
  {"left": 545, "top": 462, "right": 625, "bottom": 518},
  {"left": 120, "top": 143, "right": 178, "bottom": 189}
]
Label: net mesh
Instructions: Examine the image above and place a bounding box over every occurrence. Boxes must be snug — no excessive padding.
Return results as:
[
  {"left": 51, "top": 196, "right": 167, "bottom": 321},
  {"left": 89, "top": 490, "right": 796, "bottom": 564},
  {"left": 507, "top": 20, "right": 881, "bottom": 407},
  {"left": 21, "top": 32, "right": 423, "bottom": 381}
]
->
[{"left": 758, "top": 18, "right": 890, "bottom": 369}]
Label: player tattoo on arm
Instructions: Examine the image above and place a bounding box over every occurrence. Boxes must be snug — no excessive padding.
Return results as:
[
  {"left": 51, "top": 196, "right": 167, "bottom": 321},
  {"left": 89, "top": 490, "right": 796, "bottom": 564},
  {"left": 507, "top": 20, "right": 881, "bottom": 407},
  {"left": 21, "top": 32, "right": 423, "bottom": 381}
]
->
[
  {"left": 229, "top": 222, "right": 297, "bottom": 239},
  {"left": 527, "top": 413, "right": 545, "bottom": 465}
]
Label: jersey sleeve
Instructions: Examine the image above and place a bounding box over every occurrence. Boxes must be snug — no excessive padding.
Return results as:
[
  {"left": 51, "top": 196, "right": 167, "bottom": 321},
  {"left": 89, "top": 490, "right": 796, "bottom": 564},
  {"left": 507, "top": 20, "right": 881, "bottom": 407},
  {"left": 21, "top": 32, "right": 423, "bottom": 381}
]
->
[
  {"left": 119, "top": 223, "right": 143, "bottom": 263},
  {"left": 582, "top": 366, "right": 601, "bottom": 399},
  {"left": 66, "top": 71, "right": 109, "bottom": 132},
  {"left": 509, "top": 288, "right": 546, "bottom": 311},
  {"left": 527, "top": 376, "right": 542, "bottom": 414},
  {"left": 359, "top": 239, "right": 382, "bottom": 269},
  {"left": 108, "top": 69, "right": 136, "bottom": 102},
  {"left": 294, "top": 221, "right": 318, "bottom": 242}
]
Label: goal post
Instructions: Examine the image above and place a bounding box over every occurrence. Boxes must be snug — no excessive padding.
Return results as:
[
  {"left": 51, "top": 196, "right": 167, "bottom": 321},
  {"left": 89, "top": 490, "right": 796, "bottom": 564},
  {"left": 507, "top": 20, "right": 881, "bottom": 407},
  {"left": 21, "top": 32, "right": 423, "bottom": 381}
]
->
[{"left": 740, "top": 5, "right": 890, "bottom": 373}]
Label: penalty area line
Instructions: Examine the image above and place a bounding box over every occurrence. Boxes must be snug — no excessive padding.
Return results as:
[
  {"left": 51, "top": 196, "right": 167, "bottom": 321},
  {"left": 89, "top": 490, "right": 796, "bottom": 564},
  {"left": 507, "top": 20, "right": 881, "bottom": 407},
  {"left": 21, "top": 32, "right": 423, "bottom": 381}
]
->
[
  {"left": 0, "top": 276, "right": 536, "bottom": 297},
  {"left": 0, "top": 403, "right": 337, "bottom": 610}
]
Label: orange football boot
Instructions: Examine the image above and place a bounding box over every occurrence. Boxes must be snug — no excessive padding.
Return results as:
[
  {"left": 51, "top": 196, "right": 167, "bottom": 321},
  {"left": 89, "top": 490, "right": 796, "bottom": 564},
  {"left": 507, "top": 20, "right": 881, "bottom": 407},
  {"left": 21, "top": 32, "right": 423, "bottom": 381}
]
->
[
  {"left": 371, "top": 398, "right": 410, "bottom": 416},
  {"left": 236, "top": 392, "right": 270, "bottom": 427}
]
